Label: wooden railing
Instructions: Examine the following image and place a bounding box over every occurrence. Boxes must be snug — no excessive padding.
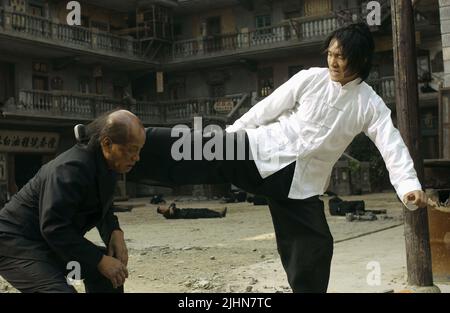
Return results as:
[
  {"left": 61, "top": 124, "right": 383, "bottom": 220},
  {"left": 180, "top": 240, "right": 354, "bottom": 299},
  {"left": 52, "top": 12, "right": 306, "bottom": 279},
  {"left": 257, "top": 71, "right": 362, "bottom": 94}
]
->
[
  {"left": 173, "top": 14, "right": 338, "bottom": 58},
  {"left": 16, "top": 90, "right": 120, "bottom": 119},
  {"left": 367, "top": 75, "right": 440, "bottom": 104},
  {"left": 55, "top": 22, "right": 91, "bottom": 46},
  {"left": 162, "top": 94, "right": 245, "bottom": 123},
  {"left": 1, "top": 10, "right": 142, "bottom": 58},
  {"left": 10, "top": 90, "right": 249, "bottom": 124},
  {"left": 367, "top": 76, "right": 396, "bottom": 101}
]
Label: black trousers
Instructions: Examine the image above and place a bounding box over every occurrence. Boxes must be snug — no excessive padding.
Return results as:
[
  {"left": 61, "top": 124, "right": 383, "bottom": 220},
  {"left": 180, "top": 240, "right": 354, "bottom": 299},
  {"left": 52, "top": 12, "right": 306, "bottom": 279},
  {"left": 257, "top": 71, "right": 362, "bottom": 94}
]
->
[
  {"left": 131, "top": 127, "right": 334, "bottom": 293},
  {"left": 0, "top": 247, "right": 124, "bottom": 293}
]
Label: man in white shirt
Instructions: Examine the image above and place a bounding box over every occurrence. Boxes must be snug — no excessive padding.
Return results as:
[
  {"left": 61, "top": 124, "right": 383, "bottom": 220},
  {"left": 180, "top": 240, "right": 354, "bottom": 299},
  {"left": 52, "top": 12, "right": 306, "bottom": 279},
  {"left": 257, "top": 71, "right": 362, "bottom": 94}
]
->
[{"left": 131, "top": 23, "right": 427, "bottom": 292}]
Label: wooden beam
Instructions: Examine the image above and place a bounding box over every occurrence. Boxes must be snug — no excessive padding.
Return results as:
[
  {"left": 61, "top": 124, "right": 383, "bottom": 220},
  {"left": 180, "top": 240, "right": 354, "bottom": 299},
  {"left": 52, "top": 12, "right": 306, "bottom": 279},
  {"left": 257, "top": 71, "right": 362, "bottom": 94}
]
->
[{"left": 391, "top": 0, "right": 435, "bottom": 288}]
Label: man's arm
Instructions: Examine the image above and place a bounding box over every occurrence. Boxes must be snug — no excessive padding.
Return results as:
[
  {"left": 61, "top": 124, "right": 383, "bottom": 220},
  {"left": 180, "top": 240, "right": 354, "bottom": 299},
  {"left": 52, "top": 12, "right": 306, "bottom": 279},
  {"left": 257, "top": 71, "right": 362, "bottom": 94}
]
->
[
  {"left": 363, "top": 98, "right": 426, "bottom": 207},
  {"left": 40, "top": 162, "right": 128, "bottom": 287},
  {"left": 97, "top": 211, "right": 128, "bottom": 266},
  {"left": 97, "top": 210, "right": 121, "bottom": 247},
  {"left": 39, "top": 162, "right": 104, "bottom": 269},
  {"left": 226, "top": 68, "right": 321, "bottom": 132}
]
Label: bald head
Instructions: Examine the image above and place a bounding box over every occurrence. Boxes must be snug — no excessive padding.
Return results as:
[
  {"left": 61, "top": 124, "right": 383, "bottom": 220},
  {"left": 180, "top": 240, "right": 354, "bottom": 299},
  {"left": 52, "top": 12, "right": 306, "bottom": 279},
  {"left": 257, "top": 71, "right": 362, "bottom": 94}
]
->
[
  {"left": 105, "top": 109, "right": 145, "bottom": 144},
  {"left": 86, "top": 109, "right": 146, "bottom": 173}
]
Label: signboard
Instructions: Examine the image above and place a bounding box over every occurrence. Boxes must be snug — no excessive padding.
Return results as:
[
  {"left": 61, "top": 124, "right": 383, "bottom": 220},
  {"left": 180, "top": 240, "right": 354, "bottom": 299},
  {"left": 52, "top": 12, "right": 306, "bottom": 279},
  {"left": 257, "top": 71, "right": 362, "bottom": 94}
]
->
[
  {"left": 214, "top": 98, "right": 234, "bottom": 113},
  {"left": 0, "top": 131, "right": 60, "bottom": 153}
]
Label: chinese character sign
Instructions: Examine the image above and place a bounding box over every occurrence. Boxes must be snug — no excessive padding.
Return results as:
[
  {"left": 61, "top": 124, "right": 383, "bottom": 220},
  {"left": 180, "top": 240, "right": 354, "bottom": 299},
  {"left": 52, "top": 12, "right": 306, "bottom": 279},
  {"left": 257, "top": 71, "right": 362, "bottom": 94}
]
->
[{"left": 0, "top": 131, "right": 60, "bottom": 153}]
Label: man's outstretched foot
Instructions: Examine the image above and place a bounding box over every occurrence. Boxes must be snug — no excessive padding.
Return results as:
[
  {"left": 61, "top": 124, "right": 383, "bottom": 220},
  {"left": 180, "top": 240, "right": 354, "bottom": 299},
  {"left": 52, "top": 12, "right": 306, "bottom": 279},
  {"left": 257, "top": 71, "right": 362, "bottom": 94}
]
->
[{"left": 220, "top": 207, "right": 227, "bottom": 218}]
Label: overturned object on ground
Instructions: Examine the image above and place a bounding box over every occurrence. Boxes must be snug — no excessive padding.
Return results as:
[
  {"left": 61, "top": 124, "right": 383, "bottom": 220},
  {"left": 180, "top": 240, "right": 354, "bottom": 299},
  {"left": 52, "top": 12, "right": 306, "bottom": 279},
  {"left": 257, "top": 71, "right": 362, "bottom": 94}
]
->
[
  {"left": 329, "top": 196, "right": 365, "bottom": 216},
  {"left": 150, "top": 194, "right": 165, "bottom": 204}
]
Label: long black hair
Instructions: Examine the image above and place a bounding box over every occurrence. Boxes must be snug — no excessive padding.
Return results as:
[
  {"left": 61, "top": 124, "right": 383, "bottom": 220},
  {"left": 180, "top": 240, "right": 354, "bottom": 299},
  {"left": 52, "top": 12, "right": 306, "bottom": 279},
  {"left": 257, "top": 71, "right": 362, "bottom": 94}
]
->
[{"left": 323, "top": 23, "right": 375, "bottom": 81}]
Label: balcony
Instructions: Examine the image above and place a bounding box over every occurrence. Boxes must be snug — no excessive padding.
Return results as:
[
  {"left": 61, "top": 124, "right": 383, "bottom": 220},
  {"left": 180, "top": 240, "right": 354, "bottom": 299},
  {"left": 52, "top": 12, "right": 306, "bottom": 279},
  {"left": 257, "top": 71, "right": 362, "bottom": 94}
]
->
[
  {"left": 172, "top": 14, "right": 339, "bottom": 61},
  {"left": 5, "top": 90, "right": 249, "bottom": 125},
  {"left": 367, "top": 76, "right": 396, "bottom": 103},
  {"left": 367, "top": 76, "right": 440, "bottom": 106},
  {"left": 163, "top": 93, "right": 248, "bottom": 124},
  {"left": 169, "top": 0, "right": 435, "bottom": 64},
  {"left": 0, "top": 7, "right": 146, "bottom": 62}
]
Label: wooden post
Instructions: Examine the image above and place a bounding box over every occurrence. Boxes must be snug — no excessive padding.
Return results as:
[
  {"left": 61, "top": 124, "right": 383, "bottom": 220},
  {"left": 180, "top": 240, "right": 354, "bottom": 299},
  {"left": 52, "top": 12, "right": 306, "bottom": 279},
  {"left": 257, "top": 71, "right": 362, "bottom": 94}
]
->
[{"left": 391, "top": 0, "right": 435, "bottom": 288}]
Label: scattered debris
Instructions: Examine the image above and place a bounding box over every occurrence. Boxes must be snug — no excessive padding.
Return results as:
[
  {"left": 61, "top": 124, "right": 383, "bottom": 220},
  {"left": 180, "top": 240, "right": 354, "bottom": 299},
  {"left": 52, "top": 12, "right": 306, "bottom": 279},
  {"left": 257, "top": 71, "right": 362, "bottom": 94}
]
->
[
  {"left": 249, "top": 278, "right": 258, "bottom": 285},
  {"left": 150, "top": 194, "right": 165, "bottom": 204},
  {"left": 345, "top": 212, "right": 377, "bottom": 222},
  {"left": 195, "top": 279, "right": 212, "bottom": 290}
]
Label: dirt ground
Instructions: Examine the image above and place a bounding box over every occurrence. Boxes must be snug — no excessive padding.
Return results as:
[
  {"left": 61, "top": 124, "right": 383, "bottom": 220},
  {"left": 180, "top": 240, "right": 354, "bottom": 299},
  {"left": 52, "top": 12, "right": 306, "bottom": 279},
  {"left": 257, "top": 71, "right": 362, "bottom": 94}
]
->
[{"left": 1, "top": 191, "right": 448, "bottom": 293}]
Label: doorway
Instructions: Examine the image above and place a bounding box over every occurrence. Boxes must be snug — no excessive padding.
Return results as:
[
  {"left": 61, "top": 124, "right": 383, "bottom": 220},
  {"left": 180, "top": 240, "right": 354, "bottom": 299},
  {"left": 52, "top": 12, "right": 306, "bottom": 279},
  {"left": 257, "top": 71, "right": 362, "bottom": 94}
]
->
[
  {"left": 0, "top": 61, "right": 15, "bottom": 105},
  {"left": 14, "top": 154, "right": 42, "bottom": 190}
]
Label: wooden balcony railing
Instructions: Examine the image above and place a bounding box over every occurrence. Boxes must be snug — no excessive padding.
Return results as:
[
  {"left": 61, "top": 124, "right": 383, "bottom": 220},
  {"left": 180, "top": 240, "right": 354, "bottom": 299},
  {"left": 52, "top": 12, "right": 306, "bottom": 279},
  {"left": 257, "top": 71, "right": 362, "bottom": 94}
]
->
[
  {"left": 162, "top": 94, "right": 246, "bottom": 123},
  {"left": 0, "top": 9, "right": 142, "bottom": 58},
  {"left": 173, "top": 14, "right": 338, "bottom": 58},
  {"left": 9, "top": 90, "right": 249, "bottom": 125},
  {"left": 367, "top": 76, "right": 396, "bottom": 101}
]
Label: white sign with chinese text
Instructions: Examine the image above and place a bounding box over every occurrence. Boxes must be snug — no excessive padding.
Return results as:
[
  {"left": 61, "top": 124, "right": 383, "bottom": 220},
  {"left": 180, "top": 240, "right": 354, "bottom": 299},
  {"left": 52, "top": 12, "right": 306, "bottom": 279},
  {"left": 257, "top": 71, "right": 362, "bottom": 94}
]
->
[{"left": 0, "top": 131, "right": 60, "bottom": 153}]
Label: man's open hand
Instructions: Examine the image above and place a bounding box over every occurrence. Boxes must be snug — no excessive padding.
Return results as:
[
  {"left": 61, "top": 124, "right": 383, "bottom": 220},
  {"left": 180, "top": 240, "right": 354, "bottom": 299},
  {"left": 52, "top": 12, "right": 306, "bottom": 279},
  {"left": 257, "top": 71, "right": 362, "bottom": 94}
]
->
[{"left": 97, "top": 255, "right": 128, "bottom": 289}]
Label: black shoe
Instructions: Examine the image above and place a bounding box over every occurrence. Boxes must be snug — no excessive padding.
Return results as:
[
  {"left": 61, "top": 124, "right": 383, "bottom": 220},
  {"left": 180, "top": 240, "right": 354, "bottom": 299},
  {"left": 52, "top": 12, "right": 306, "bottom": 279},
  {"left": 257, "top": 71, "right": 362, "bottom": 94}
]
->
[{"left": 221, "top": 207, "right": 227, "bottom": 217}]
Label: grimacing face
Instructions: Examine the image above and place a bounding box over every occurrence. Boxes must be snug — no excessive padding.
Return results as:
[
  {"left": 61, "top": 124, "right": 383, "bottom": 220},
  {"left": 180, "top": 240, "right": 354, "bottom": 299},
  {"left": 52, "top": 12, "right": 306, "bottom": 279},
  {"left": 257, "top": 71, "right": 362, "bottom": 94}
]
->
[
  {"left": 327, "top": 39, "right": 358, "bottom": 85},
  {"left": 102, "top": 126, "right": 146, "bottom": 174}
]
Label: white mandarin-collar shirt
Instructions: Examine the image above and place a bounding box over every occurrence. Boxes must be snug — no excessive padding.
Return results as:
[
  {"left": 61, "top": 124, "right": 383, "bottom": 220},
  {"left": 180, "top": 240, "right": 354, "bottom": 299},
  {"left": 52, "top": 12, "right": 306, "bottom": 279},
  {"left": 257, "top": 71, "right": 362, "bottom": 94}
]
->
[{"left": 226, "top": 67, "right": 421, "bottom": 202}]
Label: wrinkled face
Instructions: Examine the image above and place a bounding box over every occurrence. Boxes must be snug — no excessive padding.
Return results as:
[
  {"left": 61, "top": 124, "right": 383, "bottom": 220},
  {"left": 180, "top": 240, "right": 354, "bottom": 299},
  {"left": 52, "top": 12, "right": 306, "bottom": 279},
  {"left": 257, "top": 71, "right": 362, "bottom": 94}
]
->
[
  {"left": 327, "top": 39, "right": 358, "bottom": 85},
  {"left": 102, "top": 126, "right": 146, "bottom": 174}
]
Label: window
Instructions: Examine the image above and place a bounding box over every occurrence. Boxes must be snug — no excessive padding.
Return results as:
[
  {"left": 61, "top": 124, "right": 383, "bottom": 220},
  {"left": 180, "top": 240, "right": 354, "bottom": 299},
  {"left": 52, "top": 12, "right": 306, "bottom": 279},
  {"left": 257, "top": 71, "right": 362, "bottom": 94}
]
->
[
  {"left": 79, "top": 77, "right": 91, "bottom": 94},
  {"left": 32, "top": 62, "right": 48, "bottom": 90},
  {"left": 206, "top": 16, "right": 221, "bottom": 36},
  {"left": 258, "top": 67, "right": 273, "bottom": 98},
  {"left": 255, "top": 14, "right": 271, "bottom": 29},
  {"left": 32, "top": 76, "right": 48, "bottom": 90},
  {"left": 9, "top": 0, "right": 26, "bottom": 12},
  {"left": 50, "top": 76, "right": 63, "bottom": 90},
  {"left": 113, "top": 85, "right": 124, "bottom": 100},
  {"left": 29, "top": 3, "right": 44, "bottom": 17},
  {"left": 95, "top": 77, "right": 103, "bottom": 95},
  {"left": 33, "top": 62, "right": 48, "bottom": 74},
  {"left": 255, "top": 14, "right": 272, "bottom": 38}
]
